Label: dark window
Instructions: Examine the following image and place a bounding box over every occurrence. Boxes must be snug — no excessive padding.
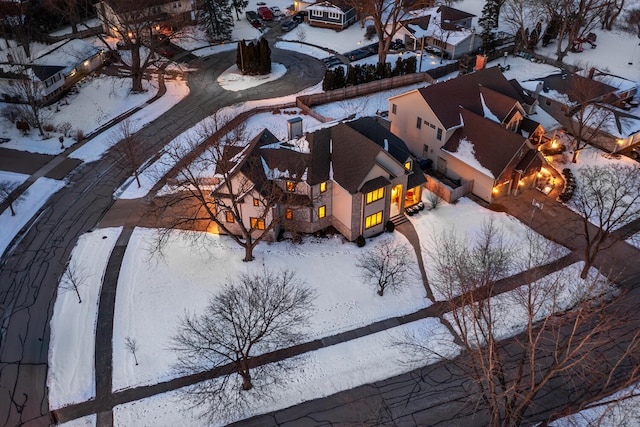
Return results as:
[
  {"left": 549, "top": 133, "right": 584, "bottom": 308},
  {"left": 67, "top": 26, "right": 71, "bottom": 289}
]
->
[
  {"left": 416, "top": 117, "right": 422, "bottom": 129},
  {"left": 392, "top": 103, "right": 397, "bottom": 114},
  {"left": 437, "top": 128, "right": 442, "bottom": 140}
]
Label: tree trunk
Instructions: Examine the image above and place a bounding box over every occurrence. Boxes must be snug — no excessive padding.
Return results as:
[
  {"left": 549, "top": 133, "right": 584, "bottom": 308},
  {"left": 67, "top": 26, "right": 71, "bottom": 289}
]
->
[
  {"left": 244, "top": 244, "right": 255, "bottom": 262},
  {"left": 75, "top": 288, "right": 82, "bottom": 304},
  {"left": 580, "top": 260, "right": 590, "bottom": 279},
  {"left": 131, "top": 46, "right": 144, "bottom": 92},
  {"left": 241, "top": 372, "right": 253, "bottom": 390},
  {"left": 134, "top": 170, "right": 141, "bottom": 188},
  {"left": 9, "top": 203, "right": 15, "bottom": 216},
  {"left": 377, "top": 287, "right": 384, "bottom": 296}
]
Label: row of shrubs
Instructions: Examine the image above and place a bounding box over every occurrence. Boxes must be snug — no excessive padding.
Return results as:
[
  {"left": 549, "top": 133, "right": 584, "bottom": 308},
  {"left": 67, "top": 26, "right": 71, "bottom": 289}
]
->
[
  {"left": 558, "top": 168, "right": 576, "bottom": 202},
  {"left": 323, "top": 56, "right": 418, "bottom": 91}
]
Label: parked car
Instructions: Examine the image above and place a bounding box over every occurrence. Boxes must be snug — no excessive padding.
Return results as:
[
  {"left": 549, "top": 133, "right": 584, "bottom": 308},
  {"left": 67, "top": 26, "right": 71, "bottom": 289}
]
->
[
  {"left": 322, "top": 56, "right": 343, "bottom": 68},
  {"left": 257, "top": 6, "right": 273, "bottom": 21},
  {"left": 364, "top": 42, "right": 379, "bottom": 54},
  {"left": 270, "top": 6, "right": 282, "bottom": 17},
  {"left": 281, "top": 20, "right": 298, "bottom": 32},
  {"left": 629, "top": 145, "right": 640, "bottom": 160},
  {"left": 389, "top": 38, "right": 405, "bottom": 51},
  {"left": 346, "top": 48, "right": 371, "bottom": 61},
  {"left": 158, "top": 48, "right": 175, "bottom": 58},
  {"left": 293, "top": 10, "right": 307, "bottom": 23},
  {"left": 246, "top": 10, "right": 262, "bottom": 28}
]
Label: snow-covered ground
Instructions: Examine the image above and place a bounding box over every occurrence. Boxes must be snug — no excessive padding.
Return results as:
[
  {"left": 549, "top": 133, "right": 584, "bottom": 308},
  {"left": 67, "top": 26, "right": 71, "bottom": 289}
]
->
[
  {"left": 48, "top": 227, "right": 122, "bottom": 409},
  {"left": 36, "top": 0, "right": 640, "bottom": 424},
  {"left": 0, "top": 177, "right": 66, "bottom": 257}
]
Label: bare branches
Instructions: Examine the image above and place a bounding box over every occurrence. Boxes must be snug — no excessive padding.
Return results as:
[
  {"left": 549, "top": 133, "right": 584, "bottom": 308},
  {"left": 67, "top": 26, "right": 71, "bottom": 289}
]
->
[
  {"left": 570, "top": 164, "right": 640, "bottom": 278},
  {"left": 110, "top": 119, "right": 144, "bottom": 188},
  {"left": 356, "top": 240, "right": 412, "bottom": 296},
  {"left": 0, "top": 180, "right": 19, "bottom": 216},
  {"left": 59, "top": 260, "right": 90, "bottom": 303},
  {"left": 404, "top": 221, "right": 640, "bottom": 426},
  {"left": 125, "top": 337, "right": 139, "bottom": 365},
  {"left": 170, "top": 269, "right": 315, "bottom": 421}
]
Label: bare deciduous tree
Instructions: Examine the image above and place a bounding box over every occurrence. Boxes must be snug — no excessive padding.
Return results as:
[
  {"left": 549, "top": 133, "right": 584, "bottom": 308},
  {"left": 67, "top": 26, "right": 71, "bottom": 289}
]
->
[
  {"left": 399, "top": 221, "right": 640, "bottom": 426},
  {"left": 125, "top": 336, "right": 139, "bottom": 365},
  {"left": 94, "top": 0, "right": 184, "bottom": 92},
  {"left": 153, "top": 114, "right": 312, "bottom": 262},
  {"left": 0, "top": 180, "right": 19, "bottom": 216},
  {"left": 562, "top": 70, "right": 619, "bottom": 163},
  {"left": 111, "top": 119, "right": 144, "bottom": 188},
  {"left": 357, "top": 240, "right": 411, "bottom": 296},
  {"left": 60, "top": 260, "right": 89, "bottom": 303},
  {"left": 346, "top": 0, "right": 431, "bottom": 66},
  {"left": 170, "top": 269, "right": 314, "bottom": 419},
  {"left": 570, "top": 164, "right": 640, "bottom": 278},
  {"left": 541, "top": 0, "right": 609, "bottom": 62},
  {"left": 502, "top": 0, "right": 545, "bottom": 50}
]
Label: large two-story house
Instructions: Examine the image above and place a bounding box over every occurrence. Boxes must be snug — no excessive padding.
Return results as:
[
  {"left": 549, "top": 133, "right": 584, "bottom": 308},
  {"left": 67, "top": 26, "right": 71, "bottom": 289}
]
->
[
  {"left": 388, "top": 66, "right": 547, "bottom": 203},
  {"left": 212, "top": 117, "right": 426, "bottom": 242}
]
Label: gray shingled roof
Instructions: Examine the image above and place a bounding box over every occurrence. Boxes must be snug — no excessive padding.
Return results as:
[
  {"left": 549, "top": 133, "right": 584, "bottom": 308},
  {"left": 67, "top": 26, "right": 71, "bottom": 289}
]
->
[
  {"left": 443, "top": 108, "right": 527, "bottom": 179},
  {"left": 418, "top": 66, "right": 527, "bottom": 130}
]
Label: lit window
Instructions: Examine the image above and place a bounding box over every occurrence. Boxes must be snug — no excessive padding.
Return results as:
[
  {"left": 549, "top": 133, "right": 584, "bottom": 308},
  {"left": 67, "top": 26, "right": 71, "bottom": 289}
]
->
[
  {"left": 365, "top": 211, "right": 383, "bottom": 229},
  {"left": 319, "top": 182, "right": 327, "bottom": 193},
  {"left": 285, "top": 209, "right": 293, "bottom": 220},
  {"left": 404, "top": 161, "right": 411, "bottom": 170},
  {"left": 318, "top": 205, "right": 326, "bottom": 219},
  {"left": 225, "top": 211, "right": 234, "bottom": 223},
  {"left": 253, "top": 198, "right": 259, "bottom": 207},
  {"left": 287, "top": 181, "right": 295, "bottom": 192},
  {"left": 366, "top": 187, "right": 384, "bottom": 204},
  {"left": 250, "top": 217, "right": 265, "bottom": 230}
]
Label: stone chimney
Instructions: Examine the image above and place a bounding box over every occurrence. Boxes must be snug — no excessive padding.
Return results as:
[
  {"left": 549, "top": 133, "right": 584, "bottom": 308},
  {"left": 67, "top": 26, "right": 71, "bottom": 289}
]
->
[{"left": 287, "top": 117, "right": 303, "bottom": 140}]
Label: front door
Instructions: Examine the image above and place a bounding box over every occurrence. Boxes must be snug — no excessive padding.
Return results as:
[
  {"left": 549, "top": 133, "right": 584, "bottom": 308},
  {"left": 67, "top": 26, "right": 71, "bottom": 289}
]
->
[{"left": 390, "top": 184, "right": 403, "bottom": 216}]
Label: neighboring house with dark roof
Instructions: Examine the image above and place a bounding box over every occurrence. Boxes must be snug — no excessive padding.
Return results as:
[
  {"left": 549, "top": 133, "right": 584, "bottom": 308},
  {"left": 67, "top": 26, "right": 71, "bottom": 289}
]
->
[
  {"left": 97, "top": 0, "right": 196, "bottom": 36},
  {"left": 306, "top": 1, "right": 357, "bottom": 30},
  {"left": 388, "top": 66, "right": 546, "bottom": 202},
  {"left": 212, "top": 116, "right": 426, "bottom": 242},
  {"left": 521, "top": 70, "right": 639, "bottom": 151},
  {"left": 391, "top": 5, "right": 481, "bottom": 59},
  {"left": 0, "top": 39, "right": 104, "bottom": 103}
]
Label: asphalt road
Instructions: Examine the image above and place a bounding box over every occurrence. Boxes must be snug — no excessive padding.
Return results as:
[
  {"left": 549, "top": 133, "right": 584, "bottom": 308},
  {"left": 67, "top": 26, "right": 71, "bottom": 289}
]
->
[{"left": 0, "top": 41, "right": 325, "bottom": 427}]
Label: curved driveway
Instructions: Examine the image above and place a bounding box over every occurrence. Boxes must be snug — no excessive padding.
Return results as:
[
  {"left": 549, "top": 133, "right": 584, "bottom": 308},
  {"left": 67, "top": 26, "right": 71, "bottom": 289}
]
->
[{"left": 0, "top": 44, "right": 325, "bottom": 427}]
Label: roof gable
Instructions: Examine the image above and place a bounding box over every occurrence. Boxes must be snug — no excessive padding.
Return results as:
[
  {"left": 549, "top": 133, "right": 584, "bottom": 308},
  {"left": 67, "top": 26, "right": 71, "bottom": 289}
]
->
[
  {"left": 419, "top": 66, "right": 528, "bottom": 129},
  {"left": 442, "top": 108, "right": 527, "bottom": 178}
]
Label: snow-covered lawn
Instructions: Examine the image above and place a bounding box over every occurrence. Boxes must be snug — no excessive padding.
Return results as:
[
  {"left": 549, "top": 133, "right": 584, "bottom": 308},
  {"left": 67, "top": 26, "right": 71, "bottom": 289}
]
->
[
  {"left": 70, "top": 75, "right": 189, "bottom": 163},
  {"left": 0, "top": 177, "right": 66, "bottom": 257},
  {"left": 111, "top": 228, "right": 427, "bottom": 391},
  {"left": 113, "top": 317, "right": 458, "bottom": 427},
  {"left": 411, "top": 196, "right": 569, "bottom": 301},
  {"left": 0, "top": 170, "right": 28, "bottom": 190},
  {"left": 281, "top": 23, "right": 376, "bottom": 55},
  {"left": 218, "top": 63, "right": 287, "bottom": 92},
  {"left": 0, "top": 76, "right": 158, "bottom": 155},
  {"left": 48, "top": 227, "right": 123, "bottom": 409}
]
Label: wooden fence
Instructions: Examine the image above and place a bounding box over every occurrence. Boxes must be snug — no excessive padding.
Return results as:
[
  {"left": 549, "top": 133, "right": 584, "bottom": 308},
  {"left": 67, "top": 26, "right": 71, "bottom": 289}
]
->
[{"left": 426, "top": 176, "right": 473, "bottom": 203}]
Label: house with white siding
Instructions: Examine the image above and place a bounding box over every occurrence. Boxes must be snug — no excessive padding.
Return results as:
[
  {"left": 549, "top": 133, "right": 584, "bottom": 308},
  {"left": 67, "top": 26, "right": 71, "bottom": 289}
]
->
[{"left": 212, "top": 116, "right": 426, "bottom": 242}]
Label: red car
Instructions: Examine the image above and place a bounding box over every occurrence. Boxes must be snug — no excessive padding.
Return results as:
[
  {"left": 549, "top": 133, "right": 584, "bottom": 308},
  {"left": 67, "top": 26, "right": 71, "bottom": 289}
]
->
[{"left": 257, "top": 6, "right": 273, "bottom": 21}]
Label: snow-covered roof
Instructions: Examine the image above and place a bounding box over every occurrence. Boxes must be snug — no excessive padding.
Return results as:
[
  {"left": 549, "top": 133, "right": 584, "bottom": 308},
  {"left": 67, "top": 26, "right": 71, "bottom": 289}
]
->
[
  {"left": 443, "top": 137, "right": 495, "bottom": 179},
  {"left": 30, "top": 39, "right": 103, "bottom": 75},
  {"left": 402, "top": 7, "right": 474, "bottom": 46}
]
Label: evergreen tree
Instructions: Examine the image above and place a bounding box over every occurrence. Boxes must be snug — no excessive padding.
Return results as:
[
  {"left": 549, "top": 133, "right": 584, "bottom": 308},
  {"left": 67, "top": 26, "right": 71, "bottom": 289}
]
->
[
  {"left": 246, "top": 41, "right": 258, "bottom": 74},
  {"left": 527, "top": 27, "right": 539, "bottom": 50},
  {"left": 404, "top": 56, "right": 416, "bottom": 74},
  {"left": 479, "top": 0, "right": 500, "bottom": 52},
  {"left": 230, "top": 0, "right": 248, "bottom": 20},
  {"left": 200, "top": 0, "right": 234, "bottom": 41},
  {"left": 237, "top": 40, "right": 247, "bottom": 71},
  {"left": 258, "top": 38, "right": 271, "bottom": 74},
  {"left": 346, "top": 65, "right": 357, "bottom": 86},
  {"left": 333, "top": 66, "right": 346, "bottom": 88},
  {"left": 323, "top": 69, "right": 334, "bottom": 91},
  {"left": 393, "top": 57, "right": 403, "bottom": 76},
  {"left": 542, "top": 13, "right": 561, "bottom": 47}
]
